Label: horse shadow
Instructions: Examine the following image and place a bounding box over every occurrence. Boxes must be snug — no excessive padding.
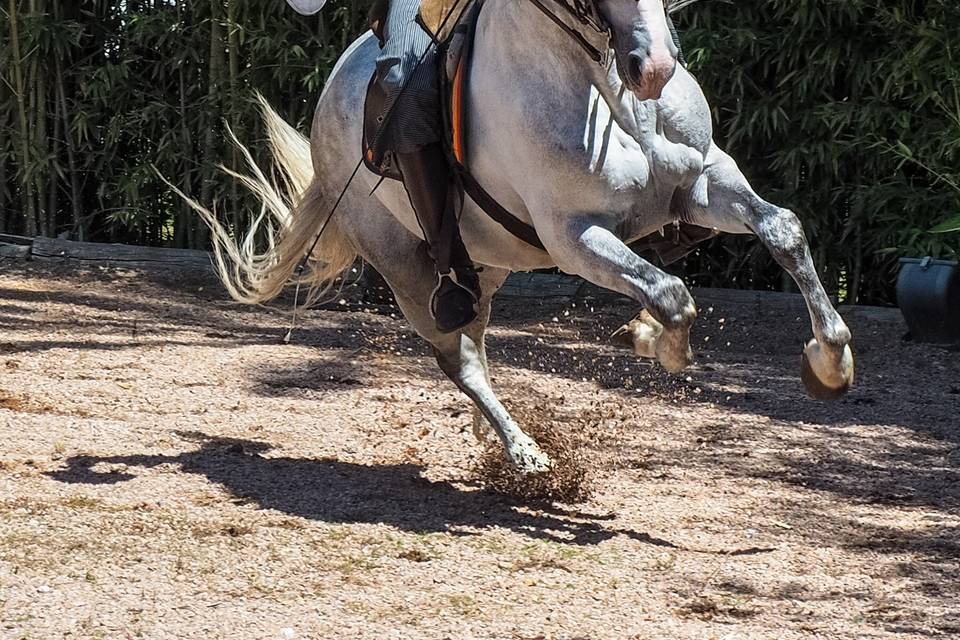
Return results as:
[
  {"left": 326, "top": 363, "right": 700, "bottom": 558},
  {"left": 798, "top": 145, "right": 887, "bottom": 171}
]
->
[{"left": 47, "top": 431, "right": 703, "bottom": 550}]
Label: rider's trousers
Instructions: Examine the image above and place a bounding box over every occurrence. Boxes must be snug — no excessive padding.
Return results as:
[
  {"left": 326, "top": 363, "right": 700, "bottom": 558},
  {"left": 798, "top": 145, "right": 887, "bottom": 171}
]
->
[{"left": 374, "top": 0, "right": 443, "bottom": 153}]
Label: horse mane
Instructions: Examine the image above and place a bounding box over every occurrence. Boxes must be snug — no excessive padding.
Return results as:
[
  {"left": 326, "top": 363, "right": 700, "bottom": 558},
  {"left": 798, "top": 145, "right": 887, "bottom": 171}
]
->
[{"left": 666, "top": 0, "right": 703, "bottom": 13}]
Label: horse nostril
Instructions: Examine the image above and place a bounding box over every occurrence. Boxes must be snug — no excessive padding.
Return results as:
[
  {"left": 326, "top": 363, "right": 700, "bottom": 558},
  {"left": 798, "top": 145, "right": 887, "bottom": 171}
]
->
[{"left": 626, "top": 52, "right": 645, "bottom": 87}]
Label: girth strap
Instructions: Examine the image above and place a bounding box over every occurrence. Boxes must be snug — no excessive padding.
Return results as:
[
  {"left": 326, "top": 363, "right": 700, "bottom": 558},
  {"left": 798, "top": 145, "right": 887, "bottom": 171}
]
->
[{"left": 456, "top": 167, "right": 546, "bottom": 251}]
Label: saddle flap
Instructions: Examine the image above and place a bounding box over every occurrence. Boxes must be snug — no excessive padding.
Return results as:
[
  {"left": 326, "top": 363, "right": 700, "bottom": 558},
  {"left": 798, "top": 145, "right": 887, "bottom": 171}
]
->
[{"left": 362, "top": 73, "right": 402, "bottom": 181}]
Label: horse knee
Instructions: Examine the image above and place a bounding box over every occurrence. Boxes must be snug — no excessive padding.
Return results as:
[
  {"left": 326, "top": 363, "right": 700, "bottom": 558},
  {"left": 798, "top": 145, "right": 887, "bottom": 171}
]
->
[{"left": 757, "top": 207, "right": 808, "bottom": 266}]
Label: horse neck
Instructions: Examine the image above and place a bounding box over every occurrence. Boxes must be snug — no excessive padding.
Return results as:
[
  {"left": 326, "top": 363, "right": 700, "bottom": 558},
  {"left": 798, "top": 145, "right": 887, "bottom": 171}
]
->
[
  {"left": 485, "top": 1, "right": 603, "bottom": 86},
  {"left": 482, "top": 0, "right": 643, "bottom": 136}
]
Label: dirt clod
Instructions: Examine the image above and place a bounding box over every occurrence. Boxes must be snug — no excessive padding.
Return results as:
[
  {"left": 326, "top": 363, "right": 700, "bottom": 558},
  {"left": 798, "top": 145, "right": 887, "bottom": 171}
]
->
[{"left": 476, "top": 403, "right": 597, "bottom": 503}]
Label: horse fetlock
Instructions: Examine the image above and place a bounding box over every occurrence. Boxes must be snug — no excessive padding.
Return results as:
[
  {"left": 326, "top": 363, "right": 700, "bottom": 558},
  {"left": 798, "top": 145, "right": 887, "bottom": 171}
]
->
[
  {"left": 819, "top": 318, "right": 852, "bottom": 350},
  {"left": 649, "top": 276, "right": 696, "bottom": 329},
  {"left": 800, "top": 338, "right": 854, "bottom": 400}
]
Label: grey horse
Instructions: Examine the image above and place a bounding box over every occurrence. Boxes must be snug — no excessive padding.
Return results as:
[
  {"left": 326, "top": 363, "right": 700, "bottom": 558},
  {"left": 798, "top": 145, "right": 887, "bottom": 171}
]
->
[{"left": 181, "top": 0, "right": 855, "bottom": 473}]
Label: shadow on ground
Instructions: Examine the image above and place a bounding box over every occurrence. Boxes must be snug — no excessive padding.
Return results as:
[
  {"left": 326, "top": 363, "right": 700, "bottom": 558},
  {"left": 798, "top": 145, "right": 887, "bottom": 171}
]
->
[
  {"left": 46, "top": 432, "right": 772, "bottom": 555},
  {"left": 9, "top": 263, "right": 959, "bottom": 516}
]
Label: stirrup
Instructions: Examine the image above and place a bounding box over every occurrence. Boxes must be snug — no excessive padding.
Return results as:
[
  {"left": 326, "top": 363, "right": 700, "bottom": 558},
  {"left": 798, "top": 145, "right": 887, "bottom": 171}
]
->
[
  {"left": 430, "top": 269, "right": 479, "bottom": 314},
  {"left": 429, "top": 270, "right": 480, "bottom": 333}
]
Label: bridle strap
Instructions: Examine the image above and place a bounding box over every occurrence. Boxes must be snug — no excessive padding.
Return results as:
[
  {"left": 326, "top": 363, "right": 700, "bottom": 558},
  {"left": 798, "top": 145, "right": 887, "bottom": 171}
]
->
[{"left": 526, "top": 0, "right": 609, "bottom": 64}]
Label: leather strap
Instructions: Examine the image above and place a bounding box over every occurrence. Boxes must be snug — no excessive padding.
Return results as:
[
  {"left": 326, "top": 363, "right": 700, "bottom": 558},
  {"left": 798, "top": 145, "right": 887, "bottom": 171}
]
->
[
  {"left": 456, "top": 167, "right": 546, "bottom": 251},
  {"left": 526, "top": 0, "right": 607, "bottom": 64},
  {"left": 444, "top": 1, "right": 548, "bottom": 253}
]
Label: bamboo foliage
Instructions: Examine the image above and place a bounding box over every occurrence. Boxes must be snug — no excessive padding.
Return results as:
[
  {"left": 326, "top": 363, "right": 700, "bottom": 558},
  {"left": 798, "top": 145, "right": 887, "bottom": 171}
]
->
[
  {"left": 676, "top": 0, "right": 960, "bottom": 304},
  {"left": 0, "top": 0, "right": 956, "bottom": 304},
  {"left": 0, "top": 0, "right": 367, "bottom": 246}
]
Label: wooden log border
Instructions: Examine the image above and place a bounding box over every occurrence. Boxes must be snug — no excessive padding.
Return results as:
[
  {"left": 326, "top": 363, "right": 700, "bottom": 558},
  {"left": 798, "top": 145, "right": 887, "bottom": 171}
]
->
[{"left": 0, "top": 236, "right": 213, "bottom": 269}]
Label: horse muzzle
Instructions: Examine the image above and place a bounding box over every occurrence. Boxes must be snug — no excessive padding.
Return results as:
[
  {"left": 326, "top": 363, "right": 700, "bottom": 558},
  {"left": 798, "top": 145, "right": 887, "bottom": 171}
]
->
[{"left": 625, "top": 49, "right": 676, "bottom": 101}]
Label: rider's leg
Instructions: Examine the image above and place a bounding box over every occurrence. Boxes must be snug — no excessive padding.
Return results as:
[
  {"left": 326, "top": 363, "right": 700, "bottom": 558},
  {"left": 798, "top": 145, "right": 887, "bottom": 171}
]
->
[
  {"left": 376, "top": 0, "right": 480, "bottom": 333},
  {"left": 395, "top": 143, "right": 480, "bottom": 333}
]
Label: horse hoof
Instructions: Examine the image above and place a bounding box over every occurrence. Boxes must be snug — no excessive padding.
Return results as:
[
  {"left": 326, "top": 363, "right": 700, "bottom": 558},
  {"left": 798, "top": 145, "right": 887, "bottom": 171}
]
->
[
  {"left": 509, "top": 443, "right": 552, "bottom": 475},
  {"left": 800, "top": 340, "right": 854, "bottom": 401},
  {"left": 658, "top": 349, "right": 692, "bottom": 374},
  {"left": 656, "top": 339, "right": 693, "bottom": 374},
  {"left": 611, "top": 309, "right": 662, "bottom": 358}
]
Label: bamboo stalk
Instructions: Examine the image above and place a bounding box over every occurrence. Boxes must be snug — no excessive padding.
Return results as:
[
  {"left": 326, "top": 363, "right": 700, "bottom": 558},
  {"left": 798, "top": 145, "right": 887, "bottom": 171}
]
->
[
  {"left": 8, "top": 0, "right": 37, "bottom": 236},
  {"left": 197, "top": 0, "right": 224, "bottom": 249},
  {"left": 174, "top": 0, "right": 192, "bottom": 248},
  {"left": 48, "top": 74, "right": 60, "bottom": 236},
  {"left": 227, "top": 0, "right": 240, "bottom": 223},
  {"left": 31, "top": 0, "right": 49, "bottom": 236},
  {"left": 0, "top": 43, "right": 8, "bottom": 233},
  {"left": 55, "top": 45, "right": 83, "bottom": 240}
]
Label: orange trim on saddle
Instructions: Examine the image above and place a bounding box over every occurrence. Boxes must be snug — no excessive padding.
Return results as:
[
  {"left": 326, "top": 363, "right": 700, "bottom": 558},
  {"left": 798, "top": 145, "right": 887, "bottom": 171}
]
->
[{"left": 451, "top": 55, "right": 467, "bottom": 165}]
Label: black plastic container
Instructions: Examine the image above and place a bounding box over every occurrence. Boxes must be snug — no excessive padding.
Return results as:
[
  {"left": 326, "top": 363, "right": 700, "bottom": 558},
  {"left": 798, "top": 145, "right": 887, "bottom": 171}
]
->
[{"left": 896, "top": 257, "right": 960, "bottom": 344}]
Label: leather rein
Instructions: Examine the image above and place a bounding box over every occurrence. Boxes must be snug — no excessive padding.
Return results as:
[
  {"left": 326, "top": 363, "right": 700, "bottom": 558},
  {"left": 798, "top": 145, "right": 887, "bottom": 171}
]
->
[
  {"left": 524, "top": 0, "right": 682, "bottom": 67},
  {"left": 525, "top": 0, "right": 611, "bottom": 64}
]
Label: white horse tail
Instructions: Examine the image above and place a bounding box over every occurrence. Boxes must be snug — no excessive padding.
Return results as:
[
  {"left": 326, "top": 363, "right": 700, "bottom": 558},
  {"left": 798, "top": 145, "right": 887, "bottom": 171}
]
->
[{"left": 166, "top": 93, "right": 356, "bottom": 306}]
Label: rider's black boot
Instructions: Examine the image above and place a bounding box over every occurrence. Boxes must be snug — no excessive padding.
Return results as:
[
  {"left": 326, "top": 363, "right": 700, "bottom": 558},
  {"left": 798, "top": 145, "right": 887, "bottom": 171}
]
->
[{"left": 396, "top": 142, "right": 480, "bottom": 334}]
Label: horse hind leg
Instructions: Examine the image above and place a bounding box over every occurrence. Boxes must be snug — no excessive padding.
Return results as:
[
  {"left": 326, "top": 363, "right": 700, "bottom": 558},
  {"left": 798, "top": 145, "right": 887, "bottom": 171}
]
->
[
  {"left": 688, "top": 145, "right": 855, "bottom": 399},
  {"left": 344, "top": 214, "right": 551, "bottom": 473},
  {"left": 401, "top": 266, "right": 551, "bottom": 473}
]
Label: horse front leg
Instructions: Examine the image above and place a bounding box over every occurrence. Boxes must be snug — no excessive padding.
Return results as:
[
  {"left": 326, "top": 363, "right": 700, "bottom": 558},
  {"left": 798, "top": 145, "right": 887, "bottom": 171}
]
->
[
  {"left": 542, "top": 217, "right": 697, "bottom": 373},
  {"left": 694, "top": 146, "right": 855, "bottom": 399}
]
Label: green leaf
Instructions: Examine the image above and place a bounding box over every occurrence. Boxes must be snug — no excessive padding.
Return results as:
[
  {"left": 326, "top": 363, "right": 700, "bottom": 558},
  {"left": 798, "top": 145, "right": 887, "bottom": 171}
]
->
[{"left": 931, "top": 215, "right": 960, "bottom": 234}]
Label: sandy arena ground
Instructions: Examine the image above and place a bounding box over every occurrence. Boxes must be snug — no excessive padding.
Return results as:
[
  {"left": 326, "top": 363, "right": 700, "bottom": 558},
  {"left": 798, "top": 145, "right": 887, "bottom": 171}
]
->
[{"left": 0, "top": 261, "right": 958, "bottom": 640}]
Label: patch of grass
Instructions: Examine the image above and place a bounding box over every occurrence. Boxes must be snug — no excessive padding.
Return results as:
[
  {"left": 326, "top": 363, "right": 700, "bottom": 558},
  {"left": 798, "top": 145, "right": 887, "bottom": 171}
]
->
[
  {"left": 0, "top": 392, "right": 57, "bottom": 415},
  {"left": 0, "top": 391, "right": 91, "bottom": 418},
  {"left": 189, "top": 521, "right": 257, "bottom": 539},
  {"left": 651, "top": 551, "right": 677, "bottom": 571},
  {"left": 344, "top": 600, "right": 372, "bottom": 615},
  {"left": 397, "top": 548, "right": 432, "bottom": 562},
  {"left": 446, "top": 594, "right": 480, "bottom": 617},
  {"left": 0, "top": 392, "right": 27, "bottom": 412},
  {"left": 508, "top": 557, "right": 573, "bottom": 573},
  {"left": 333, "top": 554, "right": 382, "bottom": 574},
  {"left": 271, "top": 517, "right": 307, "bottom": 531},
  {"left": 62, "top": 495, "right": 105, "bottom": 510}
]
